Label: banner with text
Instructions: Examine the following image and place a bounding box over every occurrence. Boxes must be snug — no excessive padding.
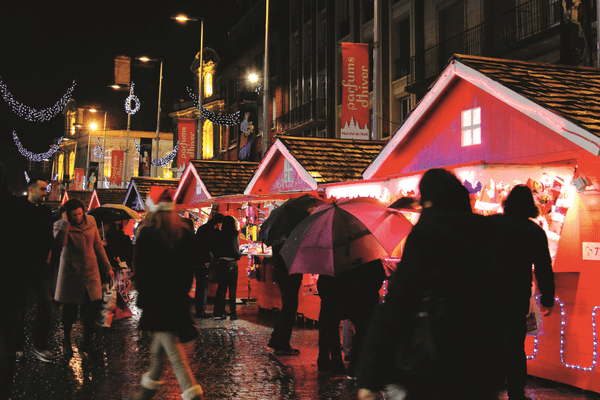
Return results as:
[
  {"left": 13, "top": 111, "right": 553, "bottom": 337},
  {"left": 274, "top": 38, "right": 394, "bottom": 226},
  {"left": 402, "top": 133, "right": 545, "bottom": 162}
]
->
[
  {"left": 111, "top": 150, "right": 124, "bottom": 187},
  {"left": 341, "top": 43, "right": 370, "bottom": 140},
  {"left": 73, "top": 168, "right": 85, "bottom": 190},
  {"left": 177, "top": 119, "right": 196, "bottom": 171}
]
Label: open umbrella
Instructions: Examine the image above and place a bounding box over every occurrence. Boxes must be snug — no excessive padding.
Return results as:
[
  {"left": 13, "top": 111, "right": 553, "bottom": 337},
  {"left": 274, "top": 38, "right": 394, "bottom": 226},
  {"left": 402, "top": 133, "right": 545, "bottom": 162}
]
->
[
  {"left": 258, "top": 194, "right": 327, "bottom": 246},
  {"left": 88, "top": 204, "right": 141, "bottom": 223},
  {"left": 280, "top": 197, "right": 413, "bottom": 277}
]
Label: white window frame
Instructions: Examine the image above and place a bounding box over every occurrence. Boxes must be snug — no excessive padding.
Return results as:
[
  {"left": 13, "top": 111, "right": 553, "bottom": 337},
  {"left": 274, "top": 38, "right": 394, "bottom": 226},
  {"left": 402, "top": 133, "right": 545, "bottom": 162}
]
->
[{"left": 461, "top": 107, "right": 481, "bottom": 147}]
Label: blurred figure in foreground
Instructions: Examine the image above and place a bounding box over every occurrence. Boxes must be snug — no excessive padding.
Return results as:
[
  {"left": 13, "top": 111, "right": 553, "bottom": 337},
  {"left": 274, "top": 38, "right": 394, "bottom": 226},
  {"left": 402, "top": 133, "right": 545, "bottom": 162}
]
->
[
  {"left": 357, "top": 168, "right": 500, "bottom": 400},
  {"left": 54, "top": 199, "right": 114, "bottom": 357},
  {"left": 130, "top": 189, "right": 204, "bottom": 400},
  {"left": 489, "top": 185, "right": 555, "bottom": 400}
]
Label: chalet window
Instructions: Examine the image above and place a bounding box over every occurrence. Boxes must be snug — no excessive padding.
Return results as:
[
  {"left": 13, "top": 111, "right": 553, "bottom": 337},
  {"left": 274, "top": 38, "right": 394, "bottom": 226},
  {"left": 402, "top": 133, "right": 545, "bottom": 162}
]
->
[
  {"left": 461, "top": 107, "right": 481, "bottom": 147},
  {"left": 284, "top": 159, "right": 294, "bottom": 184}
]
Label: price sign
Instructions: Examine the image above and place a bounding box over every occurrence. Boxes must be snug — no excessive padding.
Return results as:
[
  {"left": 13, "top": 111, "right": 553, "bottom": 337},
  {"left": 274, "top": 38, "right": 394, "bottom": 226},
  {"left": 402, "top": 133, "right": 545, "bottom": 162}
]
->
[{"left": 582, "top": 242, "right": 600, "bottom": 260}]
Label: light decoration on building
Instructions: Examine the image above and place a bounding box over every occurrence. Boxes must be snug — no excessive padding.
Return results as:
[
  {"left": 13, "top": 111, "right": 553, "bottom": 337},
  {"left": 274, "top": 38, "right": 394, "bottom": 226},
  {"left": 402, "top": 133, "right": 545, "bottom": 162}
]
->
[
  {"left": 94, "top": 138, "right": 103, "bottom": 159},
  {"left": 125, "top": 82, "right": 141, "bottom": 115},
  {"left": 525, "top": 295, "right": 599, "bottom": 372},
  {"left": 134, "top": 140, "right": 180, "bottom": 167},
  {"left": 186, "top": 87, "right": 242, "bottom": 126},
  {"left": 13, "top": 131, "right": 63, "bottom": 162},
  {"left": 0, "top": 78, "right": 76, "bottom": 122}
]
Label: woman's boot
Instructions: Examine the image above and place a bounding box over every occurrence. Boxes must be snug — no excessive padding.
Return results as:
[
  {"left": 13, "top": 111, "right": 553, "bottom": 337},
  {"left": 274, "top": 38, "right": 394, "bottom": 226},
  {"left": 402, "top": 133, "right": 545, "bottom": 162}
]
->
[
  {"left": 181, "top": 384, "right": 204, "bottom": 400},
  {"left": 127, "top": 373, "right": 162, "bottom": 400}
]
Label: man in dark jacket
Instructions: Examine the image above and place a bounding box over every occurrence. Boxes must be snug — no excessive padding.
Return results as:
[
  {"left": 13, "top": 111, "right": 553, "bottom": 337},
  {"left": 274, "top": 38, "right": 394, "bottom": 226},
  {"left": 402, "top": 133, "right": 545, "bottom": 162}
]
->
[
  {"left": 193, "top": 213, "right": 223, "bottom": 318},
  {"left": 357, "top": 169, "right": 501, "bottom": 400},
  {"left": 16, "top": 176, "right": 56, "bottom": 363}
]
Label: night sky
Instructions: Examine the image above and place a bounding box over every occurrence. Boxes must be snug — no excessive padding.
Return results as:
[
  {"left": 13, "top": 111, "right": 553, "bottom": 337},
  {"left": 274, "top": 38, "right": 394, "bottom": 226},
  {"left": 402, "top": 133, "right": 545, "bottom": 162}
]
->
[{"left": 0, "top": 1, "right": 240, "bottom": 190}]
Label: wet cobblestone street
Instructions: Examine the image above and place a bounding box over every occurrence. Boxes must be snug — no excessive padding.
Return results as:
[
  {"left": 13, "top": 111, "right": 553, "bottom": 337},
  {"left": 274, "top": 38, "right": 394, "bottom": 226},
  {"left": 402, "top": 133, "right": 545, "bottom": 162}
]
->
[{"left": 9, "top": 291, "right": 600, "bottom": 399}]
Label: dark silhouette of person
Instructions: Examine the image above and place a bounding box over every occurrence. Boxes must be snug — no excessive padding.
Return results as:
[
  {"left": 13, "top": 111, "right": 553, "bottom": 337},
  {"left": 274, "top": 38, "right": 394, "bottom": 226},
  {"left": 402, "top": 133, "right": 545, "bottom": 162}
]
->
[
  {"left": 15, "top": 176, "right": 56, "bottom": 362},
  {"left": 193, "top": 213, "right": 223, "bottom": 318},
  {"left": 357, "top": 168, "right": 500, "bottom": 400},
  {"left": 489, "top": 185, "right": 555, "bottom": 400},
  {"left": 212, "top": 216, "right": 241, "bottom": 320},
  {"left": 267, "top": 243, "right": 302, "bottom": 355}
]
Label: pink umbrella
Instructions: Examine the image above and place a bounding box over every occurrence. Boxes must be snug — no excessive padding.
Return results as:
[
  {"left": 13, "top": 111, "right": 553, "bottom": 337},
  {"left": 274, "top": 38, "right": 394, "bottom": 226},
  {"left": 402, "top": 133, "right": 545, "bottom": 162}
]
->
[{"left": 280, "top": 197, "right": 413, "bottom": 277}]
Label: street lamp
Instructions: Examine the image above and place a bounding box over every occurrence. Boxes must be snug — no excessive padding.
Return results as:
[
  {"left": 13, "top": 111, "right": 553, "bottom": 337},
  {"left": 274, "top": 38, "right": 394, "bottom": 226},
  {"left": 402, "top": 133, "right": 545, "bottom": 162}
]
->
[
  {"left": 173, "top": 14, "right": 204, "bottom": 160},
  {"left": 137, "top": 56, "right": 163, "bottom": 177}
]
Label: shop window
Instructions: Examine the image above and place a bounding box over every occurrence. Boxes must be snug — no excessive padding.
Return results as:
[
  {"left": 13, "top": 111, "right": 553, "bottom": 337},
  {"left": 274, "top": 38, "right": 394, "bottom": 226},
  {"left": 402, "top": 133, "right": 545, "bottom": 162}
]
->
[{"left": 461, "top": 107, "right": 481, "bottom": 147}]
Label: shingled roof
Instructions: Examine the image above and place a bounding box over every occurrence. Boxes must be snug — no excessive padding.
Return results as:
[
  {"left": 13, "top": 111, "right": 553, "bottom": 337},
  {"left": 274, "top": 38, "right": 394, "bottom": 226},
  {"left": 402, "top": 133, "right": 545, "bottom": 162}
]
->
[
  {"left": 188, "top": 160, "right": 259, "bottom": 197},
  {"left": 94, "top": 189, "right": 127, "bottom": 205},
  {"left": 62, "top": 190, "right": 94, "bottom": 209},
  {"left": 277, "top": 136, "right": 386, "bottom": 183},
  {"left": 453, "top": 54, "right": 600, "bottom": 138},
  {"left": 130, "top": 177, "right": 180, "bottom": 201}
]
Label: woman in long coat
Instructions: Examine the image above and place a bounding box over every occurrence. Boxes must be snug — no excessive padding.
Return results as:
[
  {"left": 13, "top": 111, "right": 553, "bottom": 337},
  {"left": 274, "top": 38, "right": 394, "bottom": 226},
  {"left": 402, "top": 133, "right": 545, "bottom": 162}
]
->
[{"left": 54, "top": 199, "right": 113, "bottom": 356}]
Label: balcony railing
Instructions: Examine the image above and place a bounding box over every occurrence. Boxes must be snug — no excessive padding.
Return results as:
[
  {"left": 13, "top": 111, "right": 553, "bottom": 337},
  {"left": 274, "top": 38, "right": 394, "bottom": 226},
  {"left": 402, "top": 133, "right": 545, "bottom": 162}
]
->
[
  {"left": 276, "top": 99, "right": 328, "bottom": 132},
  {"left": 408, "top": 0, "right": 562, "bottom": 86}
]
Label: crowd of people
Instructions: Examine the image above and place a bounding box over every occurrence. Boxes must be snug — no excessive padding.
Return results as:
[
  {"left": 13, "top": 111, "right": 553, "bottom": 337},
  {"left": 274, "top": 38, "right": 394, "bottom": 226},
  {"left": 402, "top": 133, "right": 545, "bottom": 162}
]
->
[{"left": 0, "top": 162, "right": 555, "bottom": 400}]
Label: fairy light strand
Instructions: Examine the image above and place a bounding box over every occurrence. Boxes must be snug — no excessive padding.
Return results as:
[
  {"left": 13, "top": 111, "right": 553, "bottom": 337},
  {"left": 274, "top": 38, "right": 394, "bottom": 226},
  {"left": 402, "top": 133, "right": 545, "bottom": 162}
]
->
[
  {"left": 134, "top": 139, "right": 179, "bottom": 167},
  {"left": 13, "top": 131, "right": 63, "bottom": 162},
  {"left": 525, "top": 295, "right": 599, "bottom": 372},
  {"left": 186, "top": 87, "right": 242, "bottom": 126},
  {"left": 0, "top": 78, "right": 76, "bottom": 122}
]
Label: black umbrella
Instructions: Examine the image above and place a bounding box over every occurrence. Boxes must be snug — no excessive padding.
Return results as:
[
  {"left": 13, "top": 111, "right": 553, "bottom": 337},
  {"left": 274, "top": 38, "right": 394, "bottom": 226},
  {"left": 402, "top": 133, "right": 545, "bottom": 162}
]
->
[
  {"left": 258, "top": 194, "right": 326, "bottom": 246},
  {"left": 87, "top": 204, "right": 141, "bottom": 223}
]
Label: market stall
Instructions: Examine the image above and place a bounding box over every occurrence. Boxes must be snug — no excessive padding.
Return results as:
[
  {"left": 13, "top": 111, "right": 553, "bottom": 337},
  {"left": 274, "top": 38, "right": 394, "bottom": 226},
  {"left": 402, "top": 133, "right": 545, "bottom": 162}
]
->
[
  {"left": 243, "top": 136, "right": 385, "bottom": 322},
  {"left": 324, "top": 55, "right": 600, "bottom": 393}
]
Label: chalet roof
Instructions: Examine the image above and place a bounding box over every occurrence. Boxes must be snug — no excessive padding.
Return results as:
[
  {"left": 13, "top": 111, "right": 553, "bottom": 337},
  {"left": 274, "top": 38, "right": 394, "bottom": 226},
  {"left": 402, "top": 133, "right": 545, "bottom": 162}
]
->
[
  {"left": 188, "top": 160, "right": 259, "bottom": 197},
  {"left": 63, "top": 190, "right": 94, "bottom": 209},
  {"left": 277, "top": 136, "right": 386, "bottom": 183},
  {"left": 130, "top": 177, "right": 180, "bottom": 201},
  {"left": 94, "top": 189, "right": 127, "bottom": 205},
  {"left": 453, "top": 54, "right": 600, "bottom": 138}
]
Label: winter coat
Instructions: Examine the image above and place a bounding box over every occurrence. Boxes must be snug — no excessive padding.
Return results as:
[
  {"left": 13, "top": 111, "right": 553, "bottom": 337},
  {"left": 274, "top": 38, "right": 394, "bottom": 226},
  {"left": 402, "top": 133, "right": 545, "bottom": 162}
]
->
[
  {"left": 488, "top": 213, "right": 555, "bottom": 315},
  {"left": 356, "top": 207, "right": 500, "bottom": 397},
  {"left": 53, "top": 214, "right": 111, "bottom": 303},
  {"left": 134, "top": 222, "right": 194, "bottom": 332}
]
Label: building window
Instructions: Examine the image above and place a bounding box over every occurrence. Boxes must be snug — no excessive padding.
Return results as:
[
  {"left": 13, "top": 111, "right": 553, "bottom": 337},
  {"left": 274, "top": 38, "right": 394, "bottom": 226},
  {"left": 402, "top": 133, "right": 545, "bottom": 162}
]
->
[
  {"left": 202, "top": 120, "right": 214, "bottom": 159},
  {"left": 401, "top": 96, "right": 411, "bottom": 124},
  {"left": 204, "top": 72, "right": 213, "bottom": 98},
  {"left": 461, "top": 107, "right": 481, "bottom": 147},
  {"left": 283, "top": 159, "right": 294, "bottom": 184}
]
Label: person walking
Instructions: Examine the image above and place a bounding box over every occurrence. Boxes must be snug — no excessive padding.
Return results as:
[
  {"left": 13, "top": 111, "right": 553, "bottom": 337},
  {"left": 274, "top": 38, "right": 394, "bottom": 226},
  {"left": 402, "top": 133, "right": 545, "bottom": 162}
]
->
[
  {"left": 316, "top": 275, "right": 345, "bottom": 374},
  {"left": 357, "top": 168, "right": 500, "bottom": 400},
  {"left": 489, "top": 185, "right": 555, "bottom": 400},
  {"left": 54, "top": 199, "right": 114, "bottom": 357},
  {"left": 15, "top": 176, "right": 56, "bottom": 362},
  {"left": 212, "top": 215, "right": 241, "bottom": 320},
  {"left": 128, "top": 189, "right": 204, "bottom": 400},
  {"left": 193, "top": 213, "right": 223, "bottom": 318}
]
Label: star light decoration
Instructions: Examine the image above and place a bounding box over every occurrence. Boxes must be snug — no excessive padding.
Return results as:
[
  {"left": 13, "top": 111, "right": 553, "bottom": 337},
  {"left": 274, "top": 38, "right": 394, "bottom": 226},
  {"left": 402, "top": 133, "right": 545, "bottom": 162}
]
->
[
  {"left": 134, "top": 140, "right": 180, "bottom": 167},
  {"left": 13, "top": 131, "right": 63, "bottom": 162},
  {"left": 187, "top": 87, "right": 241, "bottom": 126},
  {"left": 125, "top": 82, "right": 141, "bottom": 115},
  {"left": 526, "top": 295, "right": 599, "bottom": 372},
  {"left": 0, "top": 78, "right": 76, "bottom": 122}
]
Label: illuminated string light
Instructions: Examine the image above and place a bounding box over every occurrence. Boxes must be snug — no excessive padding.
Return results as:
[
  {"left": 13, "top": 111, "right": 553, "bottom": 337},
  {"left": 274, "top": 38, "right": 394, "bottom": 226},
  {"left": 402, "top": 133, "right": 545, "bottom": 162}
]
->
[
  {"left": 187, "top": 87, "right": 242, "bottom": 126},
  {"left": 134, "top": 139, "right": 179, "bottom": 167},
  {"left": 94, "top": 138, "right": 103, "bottom": 159},
  {"left": 525, "top": 295, "right": 599, "bottom": 371},
  {"left": 0, "top": 78, "right": 76, "bottom": 122},
  {"left": 24, "top": 171, "right": 30, "bottom": 184},
  {"left": 13, "top": 131, "right": 63, "bottom": 162},
  {"left": 125, "top": 82, "right": 141, "bottom": 115}
]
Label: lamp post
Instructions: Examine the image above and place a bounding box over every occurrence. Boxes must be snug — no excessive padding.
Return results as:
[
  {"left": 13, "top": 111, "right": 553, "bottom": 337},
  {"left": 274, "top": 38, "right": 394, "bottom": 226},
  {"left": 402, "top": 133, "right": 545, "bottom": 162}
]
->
[
  {"left": 174, "top": 14, "right": 204, "bottom": 160},
  {"left": 262, "top": 0, "right": 270, "bottom": 157},
  {"left": 89, "top": 108, "right": 108, "bottom": 185},
  {"left": 138, "top": 57, "right": 163, "bottom": 177}
]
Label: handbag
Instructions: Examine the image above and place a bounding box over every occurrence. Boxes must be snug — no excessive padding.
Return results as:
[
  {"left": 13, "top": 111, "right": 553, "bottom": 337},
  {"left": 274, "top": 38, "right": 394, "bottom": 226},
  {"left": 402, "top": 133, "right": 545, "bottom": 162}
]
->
[{"left": 393, "top": 290, "right": 445, "bottom": 377}]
